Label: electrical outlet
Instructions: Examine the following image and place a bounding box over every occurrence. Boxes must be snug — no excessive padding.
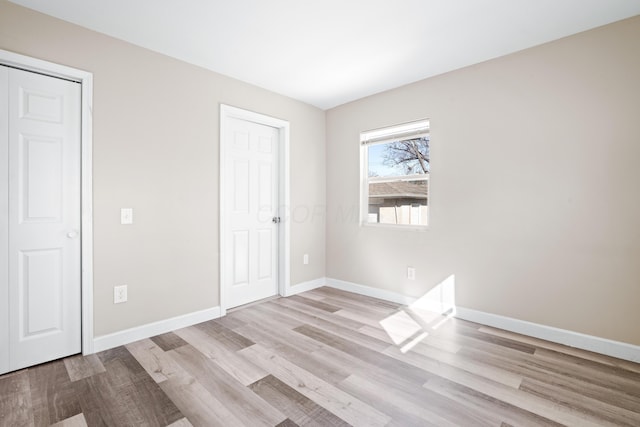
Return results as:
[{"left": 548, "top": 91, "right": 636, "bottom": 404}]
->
[
  {"left": 303, "top": 254, "right": 309, "bottom": 265},
  {"left": 121, "top": 208, "right": 133, "bottom": 225},
  {"left": 407, "top": 267, "right": 416, "bottom": 280},
  {"left": 114, "top": 285, "right": 128, "bottom": 304}
]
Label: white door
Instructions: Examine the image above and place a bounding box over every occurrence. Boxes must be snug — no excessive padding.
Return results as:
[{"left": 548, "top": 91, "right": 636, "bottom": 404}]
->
[
  {"left": 224, "top": 116, "right": 279, "bottom": 308},
  {"left": 0, "top": 65, "right": 82, "bottom": 375}
]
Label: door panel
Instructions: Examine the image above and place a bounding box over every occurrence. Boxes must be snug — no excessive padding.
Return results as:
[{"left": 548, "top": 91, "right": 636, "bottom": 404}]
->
[
  {"left": 257, "top": 229, "right": 272, "bottom": 280},
  {"left": 233, "top": 160, "right": 250, "bottom": 213},
  {"left": 233, "top": 230, "right": 250, "bottom": 285},
  {"left": 225, "top": 117, "right": 279, "bottom": 308},
  {"left": 3, "top": 67, "right": 81, "bottom": 373},
  {"left": 20, "top": 248, "right": 63, "bottom": 336},
  {"left": 20, "top": 86, "right": 64, "bottom": 123},
  {"left": 20, "top": 135, "right": 63, "bottom": 222},
  {"left": 258, "top": 163, "right": 272, "bottom": 210}
]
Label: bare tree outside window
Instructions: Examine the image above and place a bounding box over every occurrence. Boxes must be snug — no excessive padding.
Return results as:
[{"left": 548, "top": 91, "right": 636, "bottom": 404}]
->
[{"left": 382, "top": 137, "right": 430, "bottom": 175}]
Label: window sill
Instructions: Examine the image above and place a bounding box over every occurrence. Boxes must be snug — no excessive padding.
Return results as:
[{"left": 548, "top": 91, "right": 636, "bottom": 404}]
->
[{"left": 361, "top": 222, "right": 429, "bottom": 231}]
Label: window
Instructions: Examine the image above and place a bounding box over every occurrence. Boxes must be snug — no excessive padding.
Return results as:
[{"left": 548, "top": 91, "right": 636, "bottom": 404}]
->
[{"left": 361, "top": 120, "right": 430, "bottom": 227}]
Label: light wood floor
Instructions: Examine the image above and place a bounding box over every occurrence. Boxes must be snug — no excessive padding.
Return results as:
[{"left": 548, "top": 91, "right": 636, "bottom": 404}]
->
[{"left": 1, "top": 286, "right": 639, "bottom": 426}]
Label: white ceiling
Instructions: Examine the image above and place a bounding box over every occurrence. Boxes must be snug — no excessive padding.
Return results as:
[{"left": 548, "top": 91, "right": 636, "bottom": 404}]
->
[{"left": 9, "top": 0, "right": 640, "bottom": 109}]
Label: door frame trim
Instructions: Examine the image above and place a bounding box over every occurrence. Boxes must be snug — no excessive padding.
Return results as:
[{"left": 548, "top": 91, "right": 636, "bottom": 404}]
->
[
  {"left": 219, "top": 104, "right": 290, "bottom": 316},
  {"left": 0, "top": 49, "right": 95, "bottom": 354}
]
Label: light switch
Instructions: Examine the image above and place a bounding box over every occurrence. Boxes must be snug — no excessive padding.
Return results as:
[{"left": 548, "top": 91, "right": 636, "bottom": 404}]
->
[{"left": 121, "top": 208, "right": 133, "bottom": 225}]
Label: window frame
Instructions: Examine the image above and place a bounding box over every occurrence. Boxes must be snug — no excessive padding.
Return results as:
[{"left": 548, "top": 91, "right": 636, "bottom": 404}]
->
[{"left": 360, "top": 119, "right": 430, "bottom": 230}]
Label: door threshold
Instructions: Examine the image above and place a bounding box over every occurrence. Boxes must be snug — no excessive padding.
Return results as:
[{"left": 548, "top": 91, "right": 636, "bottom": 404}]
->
[{"left": 226, "top": 294, "right": 281, "bottom": 313}]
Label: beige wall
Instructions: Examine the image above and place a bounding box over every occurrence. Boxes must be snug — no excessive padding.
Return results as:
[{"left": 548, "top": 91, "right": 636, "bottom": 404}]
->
[
  {"left": 326, "top": 16, "right": 640, "bottom": 346},
  {"left": 0, "top": 0, "right": 326, "bottom": 336}
]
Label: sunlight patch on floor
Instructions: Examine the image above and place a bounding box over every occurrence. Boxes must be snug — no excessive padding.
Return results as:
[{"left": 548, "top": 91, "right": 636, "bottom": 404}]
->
[
  {"left": 379, "top": 311, "right": 422, "bottom": 345},
  {"left": 379, "top": 275, "right": 456, "bottom": 351}
]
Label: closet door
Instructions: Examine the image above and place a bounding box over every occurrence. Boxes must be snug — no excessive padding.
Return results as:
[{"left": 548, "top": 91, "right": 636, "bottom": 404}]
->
[{"left": 1, "top": 65, "right": 82, "bottom": 374}]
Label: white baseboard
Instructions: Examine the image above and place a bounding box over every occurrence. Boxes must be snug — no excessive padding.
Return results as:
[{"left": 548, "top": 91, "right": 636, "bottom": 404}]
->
[
  {"left": 92, "top": 306, "right": 221, "bottom": 353},
  {"left": 325, "top": 277, "right": 417, "bottom": 305},
  {"left": 323, "top": 277, "right": 640, "bottom": 363},
  {"left": 455, "top": 307, "right": 640, "bottom": 363},
  {"left": 285, "top": 277, "right": 326, "bottom": 296}
]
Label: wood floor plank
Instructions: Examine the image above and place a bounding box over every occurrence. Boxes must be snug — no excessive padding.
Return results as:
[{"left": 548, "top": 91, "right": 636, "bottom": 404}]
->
[
  {"left": 478, "top": 326, "right": 640, "bottom": 374},
  {"left": 193, "top": 319, "right": 255, "bottom": 351},
  {"left": 272, "top": 296, "right": 368, "bottom": 330},
  {"left": 286, "top": 294, "right": 342, "bottom": 313},
  {"left": 395, "top": 335, "right": 608, "bottom": 427},
  {"left": 459, "top": 345, "right": 640, "bottom": 404},
  {"left": 384, "top": 339, "right": 525, "bottom": 389},
  {"left": 240, "top": 343, "right": 392, "bottom": 427},
  {"left": 73, "top": 371, "right": 131, "bottom": 426},
  {"left": 333, "top": 308, "right": 386, "bottom": 328},
  {"left": 519, "top": 376, "right": 640, "bottom": 426},
  {"left": 168, "top": 344, "right": 287, "bottom": 427},
  {"left": 249, "top": 374, "right": 350, "bottom": 427},
  {"left": 418, "top": 357, "right": 621, "bottom": 427},
  {"left": 356, "top": 324, "right": 398, "bottom": 344},
  {"left": 414, "top": 333, "right": 463, "bottom": 354},
  {"left": 342, "top": 372, "right": 499, "bottom": 426},
  {"left": 311, "top": 345, "right": 432, "bottom": 397},
  {"left": 323, "top": 291, "right": 402, "bottom": 312},
  {"left": 293, "top": 289, "right": 328, "bottom": 301},
  {"left": 235, "top": 323, "right": 351, "bottom": 384},
  {"left": 126, "top": 338, "right": 186, "bottom": 384},
  {"left": 337, "top": 374, "right": 448, "bottom": 427},
  {"left": 28, "top": 359, "right": 82, "bottom": 426},
  {"left": 96, "top": 346, "right": 147, "bottom": 378},
  {"left": 435, "top": 321, "right": 542, "bottom": 360},
  {"left": 425, "top": 376, "right": 564, "bottom": 427},
  {"left": 210, "top": 314, "right": 247, "bottom": 330},
  {"left": 523, "top": 369, "right": 640, "bottom": 414},
  {"left": 358, "top": 324, "right": 463, "bottom": 354},
  {"left": 232, "top": 302, "right": 306, "bottom": 331},
  {"left": 63, "top": 354, "right": 106, "bottom": 382},
  {"left": 456, "top": 327, "right": 537, "bottom": 354},
  {"left": 159, "top": 372, "right": 244, "bottom": 427},
  {"left": 173, "top": 325, "right": 268, "bottom": 386},
  {"left": 266, "top": 299, "right": 393, "bottom": 352},
  {"left": 310, "top": 287, "right": 402, "bottom": 311},
  {"left": 319, "top": 295, "right": 400, "bottom": 317},
  {"left": 77, "top": 346, "right": 183, "bottom": 426},
  {"left": 294, "top": 324, "right": 434, "bottom": 386},
  {"left": 0, "top": 370, "right": 34, "bottom": 427},
  {"left": 234, "top": 321, "right": 324, "bottom": 354},
  {"left": 534, "top": 347, "right": 640, "bottom": 394},
  {"left": 150, "top": 332, "right": 188, "bottom": 352}
]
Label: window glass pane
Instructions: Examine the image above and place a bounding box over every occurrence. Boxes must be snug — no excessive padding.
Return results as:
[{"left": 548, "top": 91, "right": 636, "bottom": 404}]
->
[
  {"left": 367, "top": 136, "right": 430, "bottom": 178},
  {"left": 368, "top": 179, "right": 427, "bottom": 226}
]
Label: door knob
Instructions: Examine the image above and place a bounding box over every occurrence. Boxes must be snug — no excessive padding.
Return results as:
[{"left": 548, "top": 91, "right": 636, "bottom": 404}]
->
[{"left": 67, "top": 231, "right": 79, "bottom": 239}]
